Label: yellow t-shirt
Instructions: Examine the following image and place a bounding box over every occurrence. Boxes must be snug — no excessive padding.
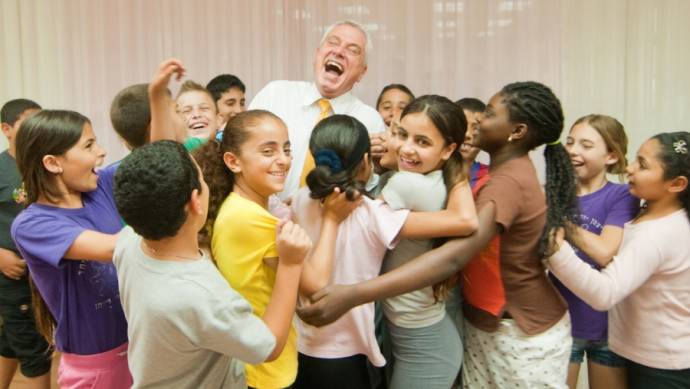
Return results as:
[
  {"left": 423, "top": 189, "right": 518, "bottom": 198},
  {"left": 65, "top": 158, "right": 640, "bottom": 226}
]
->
[{"left": 212, "top": 192, "right": 297, "bottom": 388}]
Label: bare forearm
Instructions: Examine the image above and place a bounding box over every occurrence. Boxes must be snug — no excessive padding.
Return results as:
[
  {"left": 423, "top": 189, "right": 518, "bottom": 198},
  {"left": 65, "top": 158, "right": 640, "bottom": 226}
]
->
[
  {"left": 401, "top": 180, "right": 478, "bottom": 239},
  {"left": 64, "top": 231, "right": 119, "bottom": 262},
  {"left": 568, "top": 225, "right": 620, "bottom": 266},
  {"left": 262, "top": 263, "right": 301, "bottom": 361},
  {"left": 300, "top": 219, "right": 338, "bottom": 296},
  {"left": 355, "top": 203, "right": 496, "bottom": 305},
  {"left": 149, "top": 88, "right": 177, "bottom": 142}
]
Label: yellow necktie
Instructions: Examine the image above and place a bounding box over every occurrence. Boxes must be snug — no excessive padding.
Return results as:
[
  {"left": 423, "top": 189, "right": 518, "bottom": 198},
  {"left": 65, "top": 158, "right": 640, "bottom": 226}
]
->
[{"left": 299, "top": 99, "right": 332, "bottom": 187}]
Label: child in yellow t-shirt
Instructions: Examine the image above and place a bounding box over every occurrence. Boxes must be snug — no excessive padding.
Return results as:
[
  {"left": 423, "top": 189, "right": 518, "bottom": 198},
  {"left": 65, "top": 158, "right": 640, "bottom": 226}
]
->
[{"left": 193, "top": 108, "right": 358, "bottom": 388}]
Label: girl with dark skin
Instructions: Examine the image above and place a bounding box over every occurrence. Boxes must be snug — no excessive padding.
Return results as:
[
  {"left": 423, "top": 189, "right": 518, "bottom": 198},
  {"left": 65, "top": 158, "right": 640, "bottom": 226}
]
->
[{"left": 299, "top": 81, "right": 578, "bottom": 387}]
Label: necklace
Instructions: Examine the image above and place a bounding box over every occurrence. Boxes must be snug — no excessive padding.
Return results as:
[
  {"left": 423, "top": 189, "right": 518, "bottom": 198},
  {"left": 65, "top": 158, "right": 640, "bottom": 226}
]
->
[{"left": 141, "top": 242, "right": 204, "bottom": 262}]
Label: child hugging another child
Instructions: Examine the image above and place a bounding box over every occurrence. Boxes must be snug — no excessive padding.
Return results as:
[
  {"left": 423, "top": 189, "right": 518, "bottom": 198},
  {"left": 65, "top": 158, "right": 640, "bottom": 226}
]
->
[
  {"left": 191, "top": 109, "right": 358, "bottom": 389},
  {"left": 549, "top": 115, "right": 639, "bottom": 389},
  {"left": 548, "top": 131, "right": 690, "bottom": 389},
  {"left": 299, "top": 81, "right": 578, "bottom": 388},
  {"left": 291, "top": 110, "right": 477, "bottom": 389},
  {"left": 11, "top": 110, "right": 130, "bottom": 388},
  {"left": 379, "top": 95, "right": 472, "bottom": 389},
  {"left": 112, "top": 140, "right": 305, "bottom": 388}
]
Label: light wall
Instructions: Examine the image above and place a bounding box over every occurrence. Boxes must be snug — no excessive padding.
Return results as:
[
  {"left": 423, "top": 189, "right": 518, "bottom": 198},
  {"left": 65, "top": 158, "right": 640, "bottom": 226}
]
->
[{"left": 1, "top": 0, "right": 688, "bottom": 167}]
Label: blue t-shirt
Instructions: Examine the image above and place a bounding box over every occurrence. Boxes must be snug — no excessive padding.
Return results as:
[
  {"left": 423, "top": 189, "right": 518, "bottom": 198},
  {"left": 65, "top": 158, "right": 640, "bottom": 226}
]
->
[
  {"left": 550, "top": 182, "right": 640, "bottom": 340},
  {"left": 11, "top": 163, "right": 127, "bottom": 355}
]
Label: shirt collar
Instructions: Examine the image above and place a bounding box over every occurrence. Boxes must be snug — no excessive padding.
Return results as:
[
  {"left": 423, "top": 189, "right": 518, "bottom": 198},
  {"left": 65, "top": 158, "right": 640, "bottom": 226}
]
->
[{"left": 303, "top": 82, "right": 356, "bottom": 114}]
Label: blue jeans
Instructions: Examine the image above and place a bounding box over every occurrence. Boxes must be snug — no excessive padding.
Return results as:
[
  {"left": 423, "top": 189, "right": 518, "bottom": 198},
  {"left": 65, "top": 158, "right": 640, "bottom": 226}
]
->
[{"left": 570, "top": 337, "right": 625, "bottom": 367}]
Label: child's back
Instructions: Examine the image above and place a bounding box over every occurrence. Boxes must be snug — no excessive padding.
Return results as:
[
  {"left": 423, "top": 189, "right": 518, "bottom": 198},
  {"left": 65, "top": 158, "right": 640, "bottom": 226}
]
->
[
  {"left": 113, "top": 141, "right": 277, "bottom": 388},
  {"left": 292, "top": 189, "right": 408, "bottom": 366},
  {"left": 114, "top": 226, "right": 274, "bottom": 388}
]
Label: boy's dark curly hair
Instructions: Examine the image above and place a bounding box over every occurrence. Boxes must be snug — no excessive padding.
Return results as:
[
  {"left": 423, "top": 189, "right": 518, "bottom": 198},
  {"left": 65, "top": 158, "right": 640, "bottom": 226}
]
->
[{"left": 114, "top": 140, "right": 201, "bottom": 240}]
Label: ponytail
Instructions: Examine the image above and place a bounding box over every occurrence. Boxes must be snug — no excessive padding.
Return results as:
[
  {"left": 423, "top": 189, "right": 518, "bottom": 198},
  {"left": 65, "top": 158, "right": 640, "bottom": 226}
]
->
[
  {"left": 192, "top": 140, "right": 234, "bottom": 245},
  {"left": 499, "top": 82, "right": 579, "bottom": 257},
  {"left": 306, "top": 115, "right": 371, "bottom": 200},
  {"left": 29, "top": 275, "right": 56, "bottom": 346},
  {"left": 541, "top": 141, "right": 579, "bottom": 255},
  {"left": 192, "top": 110, "right": 283, "bottom": 245}
]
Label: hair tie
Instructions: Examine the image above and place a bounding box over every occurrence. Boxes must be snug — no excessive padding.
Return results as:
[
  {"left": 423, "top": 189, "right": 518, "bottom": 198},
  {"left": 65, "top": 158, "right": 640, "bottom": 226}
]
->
[
  {"left": 314, "top": 149, "right": 343, "bottom": 173},
  {"left": 547, "top": 139, "right": 561, "bottom": 146},
  {"left": 673, "top": 140, "right": 687, "bottom": 154}
]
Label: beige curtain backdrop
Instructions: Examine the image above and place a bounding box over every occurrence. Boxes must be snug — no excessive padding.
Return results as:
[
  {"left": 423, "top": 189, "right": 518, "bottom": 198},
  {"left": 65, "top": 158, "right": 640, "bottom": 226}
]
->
[{"left": 1, "top": 0, "right": 689, "bottom": 166}]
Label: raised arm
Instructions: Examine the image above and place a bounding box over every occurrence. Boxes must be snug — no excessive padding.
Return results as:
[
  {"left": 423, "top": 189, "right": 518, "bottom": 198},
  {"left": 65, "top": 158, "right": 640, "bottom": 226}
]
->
[
  {"left": 398, "top": 179, "right": 478, "bottom": 239},
  {"left": 298, "top": 202, "right": 498, "bottom": 326},
  {"left": 299, "top": 189, "right": 362, "bottom": 296},
  {"left": 149, "top": 58, "right": 187, "bottom": 143}
]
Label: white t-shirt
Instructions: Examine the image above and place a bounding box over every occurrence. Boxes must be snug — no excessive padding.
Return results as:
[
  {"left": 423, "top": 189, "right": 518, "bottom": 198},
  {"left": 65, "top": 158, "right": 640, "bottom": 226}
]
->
[
  {"left": 380, "top": 170, "right": 449, "bottom": 328},
  {"left": 113, "top": 226, "right": 276, "bottom": 388},
  {"left": 249, "top": 80, "right": 385, "bottom": 199},
  {"left": 291, "top": 188, "right": 408, "bottom": 366}
]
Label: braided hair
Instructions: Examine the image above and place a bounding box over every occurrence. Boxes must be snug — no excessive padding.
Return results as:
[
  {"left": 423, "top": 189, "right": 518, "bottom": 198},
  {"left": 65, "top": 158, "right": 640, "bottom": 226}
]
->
[{"left": 500, "top": 81, "right": 579, "bottom": 256}]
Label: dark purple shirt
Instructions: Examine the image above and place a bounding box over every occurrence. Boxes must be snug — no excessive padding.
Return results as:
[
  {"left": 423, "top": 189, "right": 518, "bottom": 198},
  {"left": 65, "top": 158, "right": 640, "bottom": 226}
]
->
[
  {"left": 11, "top": 163, "right": 127, "bottom": 355},
  {"left": 550, "top": 182, "right": 640, "bottom": 340}
]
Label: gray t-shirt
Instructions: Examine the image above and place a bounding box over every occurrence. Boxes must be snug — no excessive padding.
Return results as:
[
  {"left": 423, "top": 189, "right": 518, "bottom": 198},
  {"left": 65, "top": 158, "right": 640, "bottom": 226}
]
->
[
  {"left": 381, "top": 170, "right": 448, "bottom": 328},
  {"left": 114, "top": 226, "right": 275, "bottom": 389}
]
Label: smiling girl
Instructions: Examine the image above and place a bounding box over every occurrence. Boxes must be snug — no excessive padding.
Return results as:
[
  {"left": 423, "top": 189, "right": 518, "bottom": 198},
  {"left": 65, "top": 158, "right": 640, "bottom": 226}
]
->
[
  {"left": 549, "top": 115, "right": 639, "bottom": 389},
  {"left": 378, "top": 95, "right": 470, "bottom": 389},
  {"left": 298, "top": 81, "right": 579, "bottom": 388},
  {"left": 11, "top": 110, "right": 129, "bottom": 389},
  {"left": 291, "top": 112, "right": 476, "bottom": 389},
  {"left": 193, "top": 110, "right": 356, "bottom": 389},
  {"left": 548, "top": 132, "right": 690, "bottom": 388}
]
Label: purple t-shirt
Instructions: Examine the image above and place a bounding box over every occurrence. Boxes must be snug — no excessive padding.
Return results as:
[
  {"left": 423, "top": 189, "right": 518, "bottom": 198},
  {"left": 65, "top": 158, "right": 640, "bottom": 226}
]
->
[
  {"left": 550, "top": 182, "right": 639, "bottom": 340},
  {"left": 11, "top": 163, "right": 127, "bottom": 355}
]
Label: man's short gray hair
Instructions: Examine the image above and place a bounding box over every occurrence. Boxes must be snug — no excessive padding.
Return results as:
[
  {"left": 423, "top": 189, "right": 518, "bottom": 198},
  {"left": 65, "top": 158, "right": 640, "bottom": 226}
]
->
[{"left": 320, "top": 20, "right": 373, "bottom": 63}]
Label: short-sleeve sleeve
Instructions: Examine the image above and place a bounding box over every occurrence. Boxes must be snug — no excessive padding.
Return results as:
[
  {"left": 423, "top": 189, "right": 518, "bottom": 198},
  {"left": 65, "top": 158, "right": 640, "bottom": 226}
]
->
[
  {"left": 475, "top": 172, "right": 522, "bottom": 230},
  {"left": 195, "top": 290, "right": 276, "bottom": 364},
  {"left": 604, "top": 185, "right": 640, "bottom": 228},
  {"left": 11, "top": 211, "right": 84, "bottom": 268},
  {"left": 381, "top": 172, "right": 416, "bottom": 210},
  {"left": 370, "top": 200, "right": 409, "bottom": 250},
  {"left": 97, "top": 162, "right": 119, "bottom": 208}
]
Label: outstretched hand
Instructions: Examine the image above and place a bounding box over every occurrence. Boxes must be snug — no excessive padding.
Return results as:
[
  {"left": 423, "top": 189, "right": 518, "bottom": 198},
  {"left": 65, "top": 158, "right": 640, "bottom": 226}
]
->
[{"left": 297, "top": 283, "right": 359, "bottom": 327}]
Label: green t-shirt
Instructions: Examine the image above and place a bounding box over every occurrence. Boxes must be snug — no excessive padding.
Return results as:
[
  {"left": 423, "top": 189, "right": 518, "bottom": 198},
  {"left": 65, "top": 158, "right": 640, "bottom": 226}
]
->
[{"left": 184, "top": 137, "right": 206, "bottom": 152}]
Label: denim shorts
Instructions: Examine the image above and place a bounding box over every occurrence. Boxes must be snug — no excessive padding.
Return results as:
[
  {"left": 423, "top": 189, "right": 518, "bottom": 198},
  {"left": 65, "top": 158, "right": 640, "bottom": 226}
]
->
[{"left": 570, "top": 337, "right": 626, "bottom": 367}]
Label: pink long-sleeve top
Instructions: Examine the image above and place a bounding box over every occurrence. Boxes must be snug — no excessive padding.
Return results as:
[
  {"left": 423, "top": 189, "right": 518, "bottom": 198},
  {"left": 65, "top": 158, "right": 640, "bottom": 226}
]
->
[{"left": 549, "top": 209, "right": 690, "bottom": 370}]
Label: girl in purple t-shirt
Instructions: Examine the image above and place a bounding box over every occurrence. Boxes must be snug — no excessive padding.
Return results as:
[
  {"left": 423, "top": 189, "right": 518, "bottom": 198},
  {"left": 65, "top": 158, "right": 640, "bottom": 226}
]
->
[
  {"left": 550, "top": 114, "right": 639, "bottom": 389},
  {"left": 11, "top": 110, "right": 130, "bottom": 389}
]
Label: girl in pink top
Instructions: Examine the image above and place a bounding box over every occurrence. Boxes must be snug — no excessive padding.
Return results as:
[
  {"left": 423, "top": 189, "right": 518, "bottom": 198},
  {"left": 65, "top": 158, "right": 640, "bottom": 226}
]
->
[
  {"left": 549, "top": 132, "right": 690, "bottom": 389},
  {"left": 292, "top": 114, "right": 476, "bottom": 389}
]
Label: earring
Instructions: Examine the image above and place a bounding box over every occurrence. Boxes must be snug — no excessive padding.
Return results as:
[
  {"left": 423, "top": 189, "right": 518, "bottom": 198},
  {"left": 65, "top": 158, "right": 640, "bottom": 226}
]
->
[{"left": 507, "top": 135, "right": 513, "bottom": 142}]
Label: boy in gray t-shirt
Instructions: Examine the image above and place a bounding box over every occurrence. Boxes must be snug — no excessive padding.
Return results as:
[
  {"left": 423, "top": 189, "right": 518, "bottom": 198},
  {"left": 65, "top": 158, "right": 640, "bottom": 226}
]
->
[{"left": 112, "top": 141, "right": 309, "bottom": 388}]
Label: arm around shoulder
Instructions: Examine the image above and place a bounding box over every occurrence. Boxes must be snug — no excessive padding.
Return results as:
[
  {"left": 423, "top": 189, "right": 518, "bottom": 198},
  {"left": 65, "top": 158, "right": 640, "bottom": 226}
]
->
[{"left": 399, "top": 180, "right": 478, "bottom": 239}]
